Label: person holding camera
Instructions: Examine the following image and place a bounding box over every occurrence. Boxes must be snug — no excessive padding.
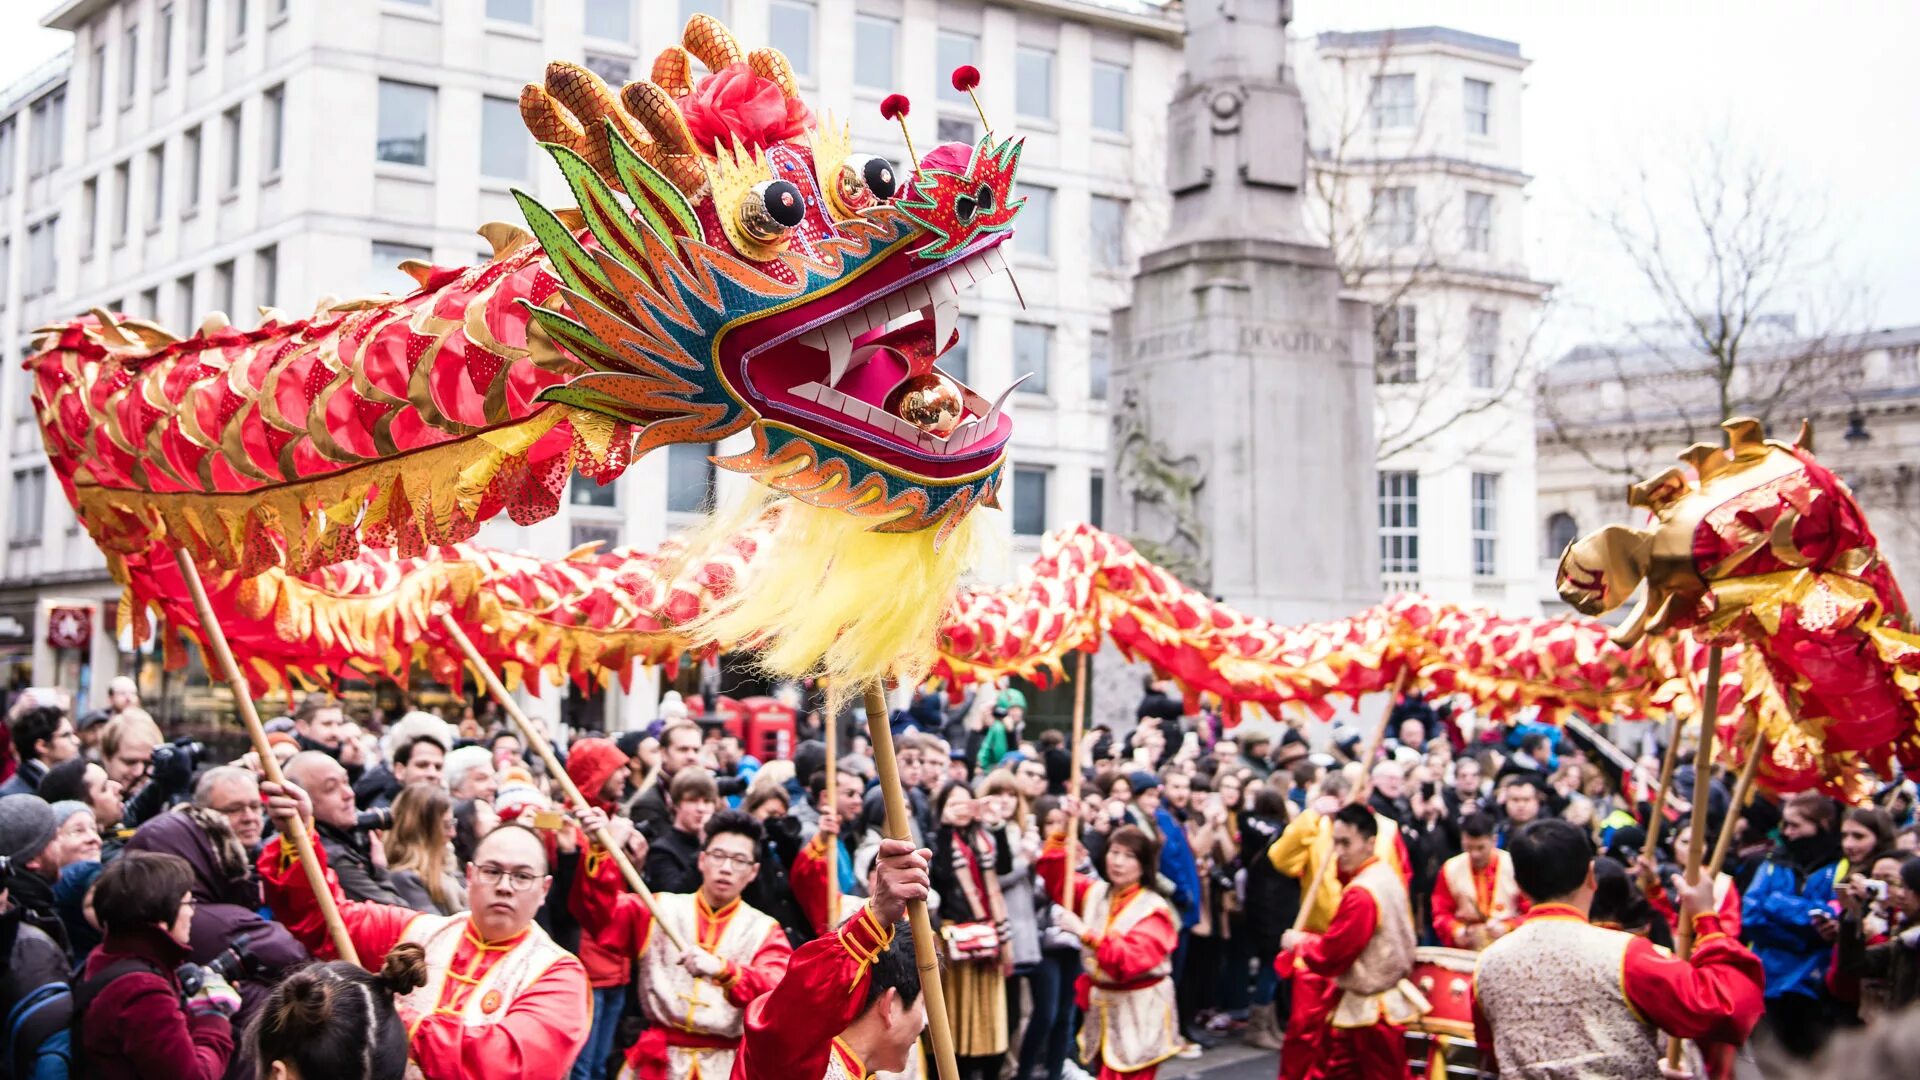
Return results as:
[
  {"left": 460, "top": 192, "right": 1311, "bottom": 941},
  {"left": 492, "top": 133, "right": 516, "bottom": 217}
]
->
[
  {"left": 74, "top": 850, "right": 240, "bottom": 1080},
  {"left": 1836, "top": 852, "right": 1920, "bottom": 1019},
  {"left": 285, "top": 751, "right": 405, "bottom": 905}
]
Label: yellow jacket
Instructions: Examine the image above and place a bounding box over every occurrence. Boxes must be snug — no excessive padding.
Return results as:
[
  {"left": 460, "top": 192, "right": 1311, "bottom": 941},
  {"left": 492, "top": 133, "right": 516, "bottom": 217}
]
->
[{"left": 1267, "top": 808, "right": 1410, "bottom": 932}]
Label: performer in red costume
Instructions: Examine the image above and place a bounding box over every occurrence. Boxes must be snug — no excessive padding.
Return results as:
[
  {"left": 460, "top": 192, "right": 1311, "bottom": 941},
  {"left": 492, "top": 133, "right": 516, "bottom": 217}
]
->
[
  {"left": 572, "top": 806, "right": 792, "bottom": 1080},
  {"left": 1473, "top": 820, "right": 1766, "bottom": 1079},
  {"left": 259, "top": 780, "right": 589, "bottom": 1080},
  {"left": 731, "top": 836, "right": 933, "bottom": 1080},
  {"left": 1431, "top": 813, "right": 1529, "bottom": 950},
  {"left": 1035, "top": 822, "right": 1181, "bottom": 1080},
  {"left": 1268, "top": 771, "right": 1411, "bottom": 933},
  {"left": 791, "top": 807, "right": 860, "bottom": 936},
  {"left": 1278, "top": 804, "right": 1421, "bottom": 1080}
]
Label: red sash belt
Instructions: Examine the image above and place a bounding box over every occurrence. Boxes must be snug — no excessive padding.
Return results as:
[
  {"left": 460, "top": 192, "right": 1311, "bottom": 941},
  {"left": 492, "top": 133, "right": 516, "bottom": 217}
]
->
[
  {"left": 661, "top": 1029, "right": 740, "bottom": 1050},
  {"left": 1091, "top": 975, "right": 1163, "bottom": 993}
]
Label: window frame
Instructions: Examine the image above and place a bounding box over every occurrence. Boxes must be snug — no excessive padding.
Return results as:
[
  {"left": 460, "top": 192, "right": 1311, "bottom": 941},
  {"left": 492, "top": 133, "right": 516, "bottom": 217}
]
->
[
  {"left": 261, "top": 83, "right": 285, "bottom": 181},
  {"left": 1377, "top": 470, "right": 1420, "bottom": 579},
  {"left": 1462, "top": 190, "right": 1492, "bottom": 254},
  {"left": 1467, "top": 307, "right": 1499, "bottom": 391},
  {"left": 1012, "top": 465, "right": 1050, "bottom": 537},
  {"left": 1374, "top": 304, "right": 1417, "bottom": 384},
  {"left": 765, "top": 0, "right": 814, "bottom": 81},
  {"left": 852, "top": 14, "right": 898, "bottom": 92},
  {"left": 1013, "top": 321, "right": 1053, "bottom": 396},
  {"left": 1471, "top": 472, "right": 1501, "bottom": 579},
  {"left": 1369, "top": 73, "right": 1415, "bottom": 129},
  {"left": 1463, "top": 77, "right": 1492, "bottom": 136},
  {"left": 1016, "top": 45, "right": 1055, "bottom": 122},
  {"left": 1014, "top": 183, "right": 1054, "bottom": 261},
  {"left": 375, "top": 79, "right": 435, "bottom": 169},
  {"left": 1090, "top": 60, "right": 1128, "bottom": 135}
]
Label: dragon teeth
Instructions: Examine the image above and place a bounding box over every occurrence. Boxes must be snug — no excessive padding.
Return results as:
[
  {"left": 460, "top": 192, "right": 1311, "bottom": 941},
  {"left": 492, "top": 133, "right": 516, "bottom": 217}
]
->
[{"left": 821, "top": 321, "right": 855, "bottom": 386}]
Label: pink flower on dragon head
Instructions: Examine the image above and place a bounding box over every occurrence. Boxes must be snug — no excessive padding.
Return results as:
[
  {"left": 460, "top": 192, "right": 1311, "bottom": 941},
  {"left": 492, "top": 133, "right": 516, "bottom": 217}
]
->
[{"left": 681, "top": 63, "right": 815, "bottom": 154}]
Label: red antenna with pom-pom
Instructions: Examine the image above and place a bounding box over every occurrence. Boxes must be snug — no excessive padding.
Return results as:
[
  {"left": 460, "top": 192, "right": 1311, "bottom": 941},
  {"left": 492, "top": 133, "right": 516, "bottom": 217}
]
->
[
  {"left": 950, "top": 65, "right": 991, "bottom": 136},
  {"left": 880, "top": 93, "right": 920, "bottom": 169}
]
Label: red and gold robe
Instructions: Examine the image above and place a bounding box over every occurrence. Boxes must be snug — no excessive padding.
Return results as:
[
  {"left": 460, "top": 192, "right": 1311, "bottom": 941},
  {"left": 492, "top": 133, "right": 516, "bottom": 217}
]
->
[
  {"left": 1035, "top": 838, "right": 1180, "bottom": 1080},
  {"left": 1279, "top": 857, "right": 1416, "bottom": 1080},
  {"left": 258, "top": 836, "right": 589, "bottom": 1080},
  {"left": 1430, "top": 850, "right": 1530, "bottom": 949},
  {"left": 1268, "top": 810, "right": 1412, "bottom": 931},
  {"left": 571, "top": 846, "right": 791, "bottom": 1080},
  {"left": 729, "top": 903, "right": 899, "bottom": 1080},
  {"left": 1472, "top": 903, "right": 1765, "bottom": 1079},
  {"left": 790, "top": 831, "right": 850, "bottom": 938}
]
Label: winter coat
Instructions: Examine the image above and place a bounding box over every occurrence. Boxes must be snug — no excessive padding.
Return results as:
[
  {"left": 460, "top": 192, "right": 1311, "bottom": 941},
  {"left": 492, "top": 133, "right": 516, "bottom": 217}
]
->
[
  {"left": 389, "top": 868, "right": 469, "bottom": 916},
  {"left": 644, "top": 827, "right": 704, "bottom": 894},
  {"left": 1742, "top": 845, "right": 1842, "bottom": 1000},
  {"left": 351, "top": 762, "right": 402, "bottom": 810},
  {"left": 1155, "top": 805, "right": 1202, "bottom": 928},
  {"left": 313, "top": 819, "right": 406, "bottom": 905},
  {"left": 78, "top": 926, "right": 232, "bottom": 1080},
  {"left": 996, "top": 824, "right": 1041, "bottom": 967},
  {"left": 0, "top": 904, "right": 71, "bottom": 1080},
  {"left": 0, "top": 759, "right": 47, "bottom": 798},
  {"left": 564, "top": 738, "right": 629, "bottom": 814},
  {"left": 1838, "top": 916, "right": 1920, "bottom": 1014},
  {"left": 1240, "top": 810, "right": 1297, "bottom": 940}
]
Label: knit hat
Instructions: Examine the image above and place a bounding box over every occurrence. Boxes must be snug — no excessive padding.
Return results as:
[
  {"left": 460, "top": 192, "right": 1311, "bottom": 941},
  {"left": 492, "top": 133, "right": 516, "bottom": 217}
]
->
[
  {"left": 0, "top": 794, "right": 57, "bottom": 865},
  {"left": 1274, "top": 728, "right": 1310, "bottom": 768},
  {"left": 494, "top": 783, "right": 548, "bottom": 821},
  {"left": 659, "top": 691, "right": 690, "bottom": 721},
  {"left": 1127, "top": 770, "right": 1161, "bottom": 794},
  {"left": 48, "top": 800, "right": 91, "bottom": 831},
  {"left": 614, "top": 731, "right": 649, "bottom": 759},
  {"left": 996, "top": 687, "right": 1028, "bottom": 711},
  {"left": 382, "top": 711, "right": 453, "bottom": 763}
]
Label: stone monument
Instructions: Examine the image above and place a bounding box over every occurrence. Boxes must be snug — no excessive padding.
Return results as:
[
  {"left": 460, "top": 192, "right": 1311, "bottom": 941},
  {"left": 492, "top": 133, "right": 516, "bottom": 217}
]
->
[{"left": 1109, "top": 0, "right": 1380, "bottom": 625}]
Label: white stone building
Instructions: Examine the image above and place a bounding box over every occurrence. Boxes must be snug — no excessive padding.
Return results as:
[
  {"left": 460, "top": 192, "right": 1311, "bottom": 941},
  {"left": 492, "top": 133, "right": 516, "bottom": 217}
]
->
[
  {"left": 0, "top": 0, "right": 1181, "bottom": 726},
  {"left": 1294, "top": 26, "right": 1550, "bottom": 614}
]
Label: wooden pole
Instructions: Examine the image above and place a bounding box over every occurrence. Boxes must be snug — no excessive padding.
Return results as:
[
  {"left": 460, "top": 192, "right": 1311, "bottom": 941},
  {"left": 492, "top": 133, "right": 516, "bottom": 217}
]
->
[
  {"left": 1063, "top": 651, "right": 1089, "bottom": 915},
  {"left": 1709, "top": 725, "right": 1766, "bottom": 878},
  {"left": 175, "top": 550, "right": 360, "bottom": 966},
  {"left": 1291, "top": 668, "right": 1409, "bottom": 933},
  {"left": 1666, "top": 644, "right": 1724, "bottom": 1070},
  {"left": 825, "top": 693, "right": 839, "bottom": 927},
  {"left": 863, "top": 683, "right": 960, "bottom": 1080},
  {"left": 436, "top": 613, "right": 687, "bottom": 951},
  {"left": 1642, "top": 710, "right": 1686, "bottom": 868}
]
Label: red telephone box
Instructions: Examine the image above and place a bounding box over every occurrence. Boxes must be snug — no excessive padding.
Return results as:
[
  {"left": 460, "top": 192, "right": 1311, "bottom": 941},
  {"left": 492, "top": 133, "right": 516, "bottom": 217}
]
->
[{"left": 739, "top": 696, "right": 796, "bottom": 763}]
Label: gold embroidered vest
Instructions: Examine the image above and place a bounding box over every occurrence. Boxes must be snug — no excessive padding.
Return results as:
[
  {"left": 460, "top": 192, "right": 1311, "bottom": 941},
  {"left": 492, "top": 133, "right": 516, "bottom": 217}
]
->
[
  {"left": 1474, "top": 915, "right": 1662, "bottom": 1079},
  {"left": 1077, "top": 883, "right": 1180, "bottom": 1074},
  {"left": 1330, "top": 858, "right": 1423, "bottom": 1029},
  {"left": 397, "top": 915, "right": 572, "bottom": 1080}
]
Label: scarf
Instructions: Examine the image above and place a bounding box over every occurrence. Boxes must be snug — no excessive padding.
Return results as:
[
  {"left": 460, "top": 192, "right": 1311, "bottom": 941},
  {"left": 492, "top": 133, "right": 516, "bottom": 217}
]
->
[
  {"left": 1782, "top": 830, "right": 1844, "bottom": 885},
  {"left": 948, "top": 825, "right": 1009, "bottom": 945}
]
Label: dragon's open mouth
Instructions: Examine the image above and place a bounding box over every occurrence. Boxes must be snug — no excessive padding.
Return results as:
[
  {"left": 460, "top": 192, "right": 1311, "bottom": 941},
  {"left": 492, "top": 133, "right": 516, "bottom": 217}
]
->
[{"left": 729, "top": 230, "right": 1021, "bottom": 478}]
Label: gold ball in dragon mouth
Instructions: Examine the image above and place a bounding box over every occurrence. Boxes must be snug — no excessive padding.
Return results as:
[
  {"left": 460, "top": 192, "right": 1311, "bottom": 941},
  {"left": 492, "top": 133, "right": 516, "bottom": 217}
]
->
[{"left": 888, "top": 372, "right": 965, "bottom": 438}]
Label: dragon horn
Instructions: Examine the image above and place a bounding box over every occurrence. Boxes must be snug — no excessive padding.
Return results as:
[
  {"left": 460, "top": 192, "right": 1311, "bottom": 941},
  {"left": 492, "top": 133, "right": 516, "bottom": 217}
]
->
[
  {"left": 682, "top": 13, "right": 745, "bottom": 71},
  {"left": 533, "top": 62, "right": 650, "bottom": 183},
  {"left": 651, "top": 46, "right": 694, "bottom": 99},
  {"left": 620, "top": 81, "right": 708, "bottom": 194},
  {"left": 749, "top": 48, "right": 799, "bottom": 99}
]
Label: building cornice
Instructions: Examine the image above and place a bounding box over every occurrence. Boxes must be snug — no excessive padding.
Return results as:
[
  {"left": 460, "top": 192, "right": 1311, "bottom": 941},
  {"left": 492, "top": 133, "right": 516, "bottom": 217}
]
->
[
  {"left": 1313, "top": 153, "right": 1532, "bottom": 186},
  {"left": 994, "top": 0, "right": 1185, "bottom": 41}
]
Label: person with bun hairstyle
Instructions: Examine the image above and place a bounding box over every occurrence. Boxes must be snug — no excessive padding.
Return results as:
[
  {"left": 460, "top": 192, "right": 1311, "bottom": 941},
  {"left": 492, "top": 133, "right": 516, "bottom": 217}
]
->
[
  {"left": 258, "top": 779, "right": 589, "bottom": 1080},
  {"left": 1035, "top": 821, "right": 1182, "bottom": 1080},
  {"left": 248, "top": 944, "right": 430, "bottom": 1080}
]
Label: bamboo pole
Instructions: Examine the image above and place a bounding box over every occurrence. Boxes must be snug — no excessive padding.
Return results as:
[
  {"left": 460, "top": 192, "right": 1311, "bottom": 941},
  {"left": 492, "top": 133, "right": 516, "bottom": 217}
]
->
[
  {"left": 863, "top": 683, "right": 959, "bottom": 1080},
  {"left": 1641, "top": 711, "right": 1686, "bottom": 867},
  {"left": 175, "top": 550, "right": 360, "bottom": 966},
  {"left": 1291, "top": 668, "right": 1410, "bottom": 933},
  {"left": 437, "top": 613, "right": 687, "bottom": 951},
  {"left": 1709, "top": 725, "right": 1766, "bottom": 878},
  {"left": 1666, "top": 645, "right": 1724, "bottom": 1070},
  {"left": 825, "top": 693, "right": 839, "bottom": 926},
  {"left": 1063, "top": 651, "right": 1089, "bottom": 915}
]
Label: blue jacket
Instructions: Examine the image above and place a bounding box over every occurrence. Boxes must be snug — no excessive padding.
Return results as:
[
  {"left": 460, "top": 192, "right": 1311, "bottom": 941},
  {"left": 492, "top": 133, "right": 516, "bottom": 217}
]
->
[
  {"left": 1741, "top": 852, "right": 1841, "bottom": 1000},
  {"left": 1154, "top": 806, "right": 1201, "bottom": 929}
]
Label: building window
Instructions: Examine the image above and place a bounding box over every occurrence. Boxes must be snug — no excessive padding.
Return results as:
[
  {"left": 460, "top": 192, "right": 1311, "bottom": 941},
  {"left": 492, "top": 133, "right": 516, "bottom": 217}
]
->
[
  {"left": 1091, "top": 61, "right": 1128, "bottom": 134},
  {"left": 147, "top": 145, "right": 165, "bottom": 228},
  {"left": 255, "top": 244, "right": 277, "bottom": 308},
  {"left": 1545, "top": 512, "right": 1578, "bottom": 559},
  {"left": 26, "top": 218, "right": 58, "bottom": 295},
  {"left": 1089, "top": 330, "right": 1110, "bottom": 401},
  {"left": 176, "top": 272, "right": 196, "bottom": 330},
  {"left": 937, "top": 32, "right": 977, "bottom": 105},
  {"left": 480, "top": 95, "right": 527, "bottom": 180},
  {"left": 88, "top": 43, "right": 105, "bottom": 124},
  {"left": 229, "top": 0, "right": 247, "bottom": 43},
  {"left": 1374, "top": 305, "right": 1417, "bottom": 384},
  {"left": 584, "top": 0, "right": 631, "bottom": 42},
  {"left": 262, "top": 84, "right": 285, "bottom": 178},
  {"left": 570, "top": 474, "right": 617, "bottom": 508},
  {"left": 1369, "top": 186, "right": 1417, "bottom": 248},
  {"left": 1015, "top": 184, "right": 1053, "bottom": 259},
  {"left": 27, "top": 92, "right": 66, "bottom": 178},
  {"left": 936, "top": 117, "right": 974, "bottom": 145},
  {"left": 1378, "top": 470, "right": 1419, "bottom": 578},
  {"left": 1464, "top": 77, "right": 1491, "bottom": 136},
  {"left": 766, "top": 1, "right": 813, "bottom": 79},
  {"left": 486, "top": 0, "right": 535, "bottom": 24},
  {"left": 680, "top": 0, "right": 728, "bottom": 23},
  {"left": 181, "top": 124, "right": 202, "bottom": 212},
  {"left": 1090, "top": 195, "right": 1127, "bottom": 271},
  {"left": 0, "top": 121, "right": 13, "bottom": 195},
  {"left": 221, "top": 105, "right": 242, "bottom": 193},
  {"left": 1014, "top": 322, "right": 1052, "bottom": 396},
  {"left": 938, "top": 314, "right": 975, "bottom": 386},
  {"left": 214, "top": 259, "right": 235, "bottom": 314},
  {"left": 9, "top": 467, "right": 46, "bottom": 546},
  {"left": 1012, "top": 467, "right": 1049, "bottom": 536},
  {"left": 376, "top": 80, "right": 433, "bottom": 166},
  {"left": 570, "top": 521, "right": 621, "bottom": 550},
  {"left": 369, "top": 240, "right": 432, "bottom": 295},
  {"left": 1463, "top": 191, "right": 1492, "bottom": 253},
  {"left": 1468, "top": 308, "right": 1499, "bottom": 390},
  {"left": 667, "top": 442, "right": 716, "bottom": 513},
  {"left": 121, "top": 23, "right": 140, "bottom": 108},
  {"left": 80, "top": 177, "right": 98, "bottom": 255},
  {"left": 853, "top": 15, "right": 896, "bottom": 90},
  {"left": 1472, "top": 473, "right": 1500, "bottom": 578},
  {"left": 156, "top": 4, "right": 174, "bottom": 87},
  {"left": 583, "top": 54, "right": 631, "bottom": 87},
  {"left": 112, "top": 161, "right": 131, "bottom": 244},
  {"left": 190, "top": 0, "right": 210, "bottom": 65},
  {"left": 140, "top": 286, "right": 159, "bottom": 318},
  {"left": 1089, "top": 471, "right": 1105, "bottom": 530},
  {"left": 1016, "top": 46, "right": 1054, "bottom": 120},
  {"left": 1369, "top": 73, "right": 1414, "bottom": 129}
]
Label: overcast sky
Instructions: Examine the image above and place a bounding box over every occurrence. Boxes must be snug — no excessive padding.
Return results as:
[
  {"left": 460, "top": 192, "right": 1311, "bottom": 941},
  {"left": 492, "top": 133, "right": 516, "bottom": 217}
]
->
[{"left": 5, "top": 1, "right": 1917, "bottom": 353}]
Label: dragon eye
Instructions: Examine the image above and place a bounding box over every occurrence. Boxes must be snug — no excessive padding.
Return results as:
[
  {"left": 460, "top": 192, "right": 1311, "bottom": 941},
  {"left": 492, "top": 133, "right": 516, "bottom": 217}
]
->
[
  {"left": 742, "top": 179, "right": 806, "bottom": 242},
  {"left": 832, "top": 154, "right": 898, "bottom": 215}
]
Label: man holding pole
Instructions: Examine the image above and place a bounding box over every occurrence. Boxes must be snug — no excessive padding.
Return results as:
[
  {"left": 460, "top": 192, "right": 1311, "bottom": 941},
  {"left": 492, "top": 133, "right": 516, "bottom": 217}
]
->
[{"left": 258, "top": 778, "right": 590, "bottom": 1079}]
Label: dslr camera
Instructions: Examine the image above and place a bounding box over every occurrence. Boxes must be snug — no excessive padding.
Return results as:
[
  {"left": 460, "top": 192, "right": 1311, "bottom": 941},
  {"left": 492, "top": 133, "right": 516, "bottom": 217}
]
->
[{"left": 355, "top": 807, "right": 394, "bottom": 832}]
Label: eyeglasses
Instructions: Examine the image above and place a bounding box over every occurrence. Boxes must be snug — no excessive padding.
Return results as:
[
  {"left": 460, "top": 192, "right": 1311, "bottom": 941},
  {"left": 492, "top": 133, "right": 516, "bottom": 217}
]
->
[
  {"left": 702, "top": 850, "right": 756, "bottom": 869},
  {"left": 472, "top": 865, "right": 545, "bottom": 892},
  {"left": 212, "top": 802, "right": 262, "bottom": 818}
]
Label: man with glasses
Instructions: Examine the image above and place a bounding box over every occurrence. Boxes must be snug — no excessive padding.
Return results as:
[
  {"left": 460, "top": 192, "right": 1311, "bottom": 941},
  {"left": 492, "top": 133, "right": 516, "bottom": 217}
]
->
[
  {"left": 573, "top": 804, "right": 793, "bottom": 1080},
  {"left": 258, "top": 777, "right": 591, "bottom": 1079},
  {"left": 192, "top": 766, "right": 266, "bottom": 852},
  {"left": 0, "top": 706, "right": 81, "bottom": 797}
]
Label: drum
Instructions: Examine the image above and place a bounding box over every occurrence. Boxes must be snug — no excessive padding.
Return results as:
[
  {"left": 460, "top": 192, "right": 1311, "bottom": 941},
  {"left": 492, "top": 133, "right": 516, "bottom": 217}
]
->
[{"left": 1403, "top": 947, "right": 1481, "bottom": 1078}]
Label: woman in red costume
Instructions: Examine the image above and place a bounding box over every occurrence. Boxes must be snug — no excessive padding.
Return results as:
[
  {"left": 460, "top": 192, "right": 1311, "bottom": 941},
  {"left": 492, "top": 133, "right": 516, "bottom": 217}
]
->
[{"left": 1037, "top": 821, "right": 1181, "bottom": 1080}]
